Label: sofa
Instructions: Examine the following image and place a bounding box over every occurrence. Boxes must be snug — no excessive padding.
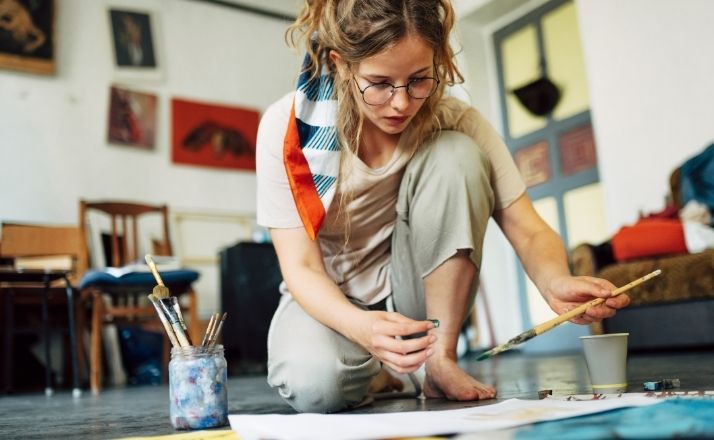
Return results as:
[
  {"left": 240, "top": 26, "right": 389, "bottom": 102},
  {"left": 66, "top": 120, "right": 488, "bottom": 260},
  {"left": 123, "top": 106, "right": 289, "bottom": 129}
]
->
[{"left": 571, "top": 164, "right": 714, "bottom": 351}]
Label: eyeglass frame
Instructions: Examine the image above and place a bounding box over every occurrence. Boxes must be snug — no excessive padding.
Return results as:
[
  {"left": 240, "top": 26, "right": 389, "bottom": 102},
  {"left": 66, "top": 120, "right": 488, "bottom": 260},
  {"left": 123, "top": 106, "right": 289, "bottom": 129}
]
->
[{"left": 352, "top": 75, "right": 441, "bottom": 106}]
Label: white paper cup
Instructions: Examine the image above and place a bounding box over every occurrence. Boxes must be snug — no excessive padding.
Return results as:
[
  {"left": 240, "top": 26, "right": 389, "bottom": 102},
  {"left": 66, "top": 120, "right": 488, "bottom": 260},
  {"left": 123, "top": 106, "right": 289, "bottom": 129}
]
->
[{"left": 579, "top": 333, "right": 629, "bottom": 393}]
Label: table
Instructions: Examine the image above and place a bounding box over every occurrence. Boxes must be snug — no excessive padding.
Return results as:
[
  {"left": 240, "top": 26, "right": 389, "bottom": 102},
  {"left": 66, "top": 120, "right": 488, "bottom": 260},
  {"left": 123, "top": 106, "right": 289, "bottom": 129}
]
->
[{"left": 0, "top": 268, "right": 81, "bottom": 397}]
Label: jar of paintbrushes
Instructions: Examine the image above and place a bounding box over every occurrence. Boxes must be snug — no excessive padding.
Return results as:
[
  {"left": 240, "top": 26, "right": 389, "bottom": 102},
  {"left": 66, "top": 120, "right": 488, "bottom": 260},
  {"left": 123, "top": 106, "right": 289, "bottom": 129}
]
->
[
  {"left": 169, "top": 345, "right": 228, "bottom": 429},
  {"left": 145, "top": 255, "right": 229, "bottom": 429}
]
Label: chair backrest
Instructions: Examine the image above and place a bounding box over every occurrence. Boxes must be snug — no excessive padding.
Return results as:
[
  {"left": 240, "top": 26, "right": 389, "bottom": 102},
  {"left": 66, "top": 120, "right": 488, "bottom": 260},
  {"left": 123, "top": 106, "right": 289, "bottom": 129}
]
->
[
  {"left": 669, "top": 167, "right": 682, "bottom": 208},
  {"left": 0, "top": 222, "right": 88, "bottom": 282},
  {"left": 79, "top": 200, "right": 173, "bottom": 268}
]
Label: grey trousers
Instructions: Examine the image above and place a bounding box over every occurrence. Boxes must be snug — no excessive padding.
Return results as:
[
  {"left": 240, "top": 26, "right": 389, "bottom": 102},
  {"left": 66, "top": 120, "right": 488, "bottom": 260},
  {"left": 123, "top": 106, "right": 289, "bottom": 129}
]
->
[{"left": 266, "top": 131, "right": 494, "bottom": 413}]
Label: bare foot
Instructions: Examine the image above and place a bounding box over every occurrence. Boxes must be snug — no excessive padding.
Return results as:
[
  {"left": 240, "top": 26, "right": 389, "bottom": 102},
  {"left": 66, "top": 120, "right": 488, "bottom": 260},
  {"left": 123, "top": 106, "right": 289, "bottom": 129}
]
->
[
  {"left": 368, "top": 367, "right": 405, "bottom": 394},
  {"left": 423, "top": 356, "right": 496, "bottom": 401}
]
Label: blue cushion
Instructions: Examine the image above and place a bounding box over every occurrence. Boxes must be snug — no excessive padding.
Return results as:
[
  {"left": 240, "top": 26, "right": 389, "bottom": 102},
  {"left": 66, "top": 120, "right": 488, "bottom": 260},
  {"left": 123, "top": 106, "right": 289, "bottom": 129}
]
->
[{"left": 79, "top": 269, "right": 199, "bottom": 290}]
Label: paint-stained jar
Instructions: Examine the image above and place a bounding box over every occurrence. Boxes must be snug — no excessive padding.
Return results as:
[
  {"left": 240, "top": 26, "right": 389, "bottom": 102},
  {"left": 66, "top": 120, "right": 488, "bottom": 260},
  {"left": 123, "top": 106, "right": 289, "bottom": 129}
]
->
[{"left": 169, "top": 345, "right": 228, "bottom": 429}]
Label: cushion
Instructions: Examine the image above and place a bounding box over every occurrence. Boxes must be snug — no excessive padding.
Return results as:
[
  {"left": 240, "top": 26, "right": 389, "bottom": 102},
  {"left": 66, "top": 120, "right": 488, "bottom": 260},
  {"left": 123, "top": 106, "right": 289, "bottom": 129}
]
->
[
  {"left": 79, "top": 269, "right": 199, "bottom": 290},
  {"left": 611, "top": 219, "right": 687, "bottom": 262}
]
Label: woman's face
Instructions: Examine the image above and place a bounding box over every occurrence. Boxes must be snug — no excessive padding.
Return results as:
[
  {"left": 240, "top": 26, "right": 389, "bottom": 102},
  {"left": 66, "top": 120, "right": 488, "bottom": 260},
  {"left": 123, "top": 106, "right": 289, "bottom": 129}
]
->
[{"left": 350, "top": 34, "right": 436, "bottom": 137}]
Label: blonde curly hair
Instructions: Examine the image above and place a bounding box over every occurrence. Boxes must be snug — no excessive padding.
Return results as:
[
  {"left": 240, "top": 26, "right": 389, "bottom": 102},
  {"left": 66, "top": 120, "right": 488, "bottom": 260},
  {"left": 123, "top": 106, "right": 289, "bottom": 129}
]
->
[{"left": 286, "top": 0, "right": 464, "bottom": 239}]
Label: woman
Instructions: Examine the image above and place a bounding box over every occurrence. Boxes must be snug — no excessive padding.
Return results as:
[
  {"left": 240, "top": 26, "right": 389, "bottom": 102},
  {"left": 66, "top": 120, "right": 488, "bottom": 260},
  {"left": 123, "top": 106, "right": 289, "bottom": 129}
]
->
[{"left": 256, "top": 0, "right": 629, "bottom": 413}]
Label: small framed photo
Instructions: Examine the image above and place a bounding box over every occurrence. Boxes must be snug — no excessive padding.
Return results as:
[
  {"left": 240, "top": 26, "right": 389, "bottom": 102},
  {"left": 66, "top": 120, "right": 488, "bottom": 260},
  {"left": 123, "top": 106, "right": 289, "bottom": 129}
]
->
[
  {"left": 0, "top": 0, "right": 56, "bottom": 75},
  {"left": 108, "top": 7, "right": 162, "bottom": 81},
  {"left": 107, "top": 85, "right": 158, "bottom": 150}
]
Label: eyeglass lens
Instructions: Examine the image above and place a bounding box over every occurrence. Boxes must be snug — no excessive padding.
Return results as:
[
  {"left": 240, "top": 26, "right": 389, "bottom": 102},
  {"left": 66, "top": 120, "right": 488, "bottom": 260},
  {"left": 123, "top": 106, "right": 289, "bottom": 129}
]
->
[{"left": 362, "top": 78, "right": 438, "bottom": 105}]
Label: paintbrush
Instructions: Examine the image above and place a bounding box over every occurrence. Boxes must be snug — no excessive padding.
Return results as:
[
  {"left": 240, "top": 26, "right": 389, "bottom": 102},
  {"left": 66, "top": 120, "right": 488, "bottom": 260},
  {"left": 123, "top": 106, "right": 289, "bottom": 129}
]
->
[
  {"left": 148, "top": 293, "right": 180, "bottom": 348},
  {"left": 477, "top": 269, "right": 662, "bottom": 361},
  {"left": 208, "top": 312, "right": 228, "bottom": 347},
  {"left": 201, "top": 313, "right": 217, "bottom": 347},
  {"left": 158, "top": 298, "right": 192, "bottom": 347},
  {"left": 145, "top": 254, "right": 170, "bottom": 299},
  {"left": 161, "top": 297, "right": 193, "bottom": 346}
]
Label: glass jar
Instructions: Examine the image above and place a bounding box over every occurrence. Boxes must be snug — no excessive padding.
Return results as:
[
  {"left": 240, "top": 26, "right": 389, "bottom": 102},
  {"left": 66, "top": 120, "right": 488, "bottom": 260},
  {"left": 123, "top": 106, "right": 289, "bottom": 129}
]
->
[{"left": 169, "top": 345, "right": 228, "bottom": 429}]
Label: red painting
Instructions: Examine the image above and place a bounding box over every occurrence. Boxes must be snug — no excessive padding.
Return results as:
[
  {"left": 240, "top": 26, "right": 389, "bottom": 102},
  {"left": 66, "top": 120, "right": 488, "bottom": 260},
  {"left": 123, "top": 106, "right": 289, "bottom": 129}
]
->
[
  {"left": 107, "top": 86, "right": 157, "bottom": 149},
  {"left": 171, "top": 98, "right": 260, "bottom": 170}
]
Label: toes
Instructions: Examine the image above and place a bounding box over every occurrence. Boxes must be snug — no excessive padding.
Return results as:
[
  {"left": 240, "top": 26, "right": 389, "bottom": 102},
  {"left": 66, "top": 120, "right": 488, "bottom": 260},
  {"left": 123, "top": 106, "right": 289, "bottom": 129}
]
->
[
  {"left": 476, "top": 387, "right": 497, "bottom": 400},
  {"left": 456, "top": 387, "right": 495, "bottom": 401}
]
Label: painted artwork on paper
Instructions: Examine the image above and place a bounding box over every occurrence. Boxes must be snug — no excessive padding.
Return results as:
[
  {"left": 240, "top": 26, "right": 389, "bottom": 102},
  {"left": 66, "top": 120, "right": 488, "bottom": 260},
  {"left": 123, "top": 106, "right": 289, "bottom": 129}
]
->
[
  {"left": 107, "top": 85, "right": 158, "bottom": 149},
  {"left": 0, "top": 0, "right": 55, "bottom": 74},
  {"left": 515, "top": 141, "right": 551, "bottom": 187},
  {"left": 559, "top": 124, "right": 597, "bottom": 175},
  {"left": 171, "top": 98, "right": 260, "bottom": 171},
  {"left": 108, "top": 8, "right": 156, "bottom": 69}
]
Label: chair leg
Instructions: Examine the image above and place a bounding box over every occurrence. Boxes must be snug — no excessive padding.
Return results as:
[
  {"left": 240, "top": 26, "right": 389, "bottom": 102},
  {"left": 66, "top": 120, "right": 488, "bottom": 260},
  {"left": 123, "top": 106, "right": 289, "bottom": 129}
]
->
[
  {"left": 41, "top": 278, "right": 53, "bottom": 396},
  {"left": 188, "top": 288, "right": 200, "bottom": 345},
  {"left": 3, "top": 289, "right": 14, "bottom": 393},
  {"left": 75, "top": 291, "right": 89, "bottom": 385},
  {"left": 90, "top": 291, "right": 104, "bottom": 394},
  {"left": 64, "top": 278, "right": 81, "bottom": 397}
]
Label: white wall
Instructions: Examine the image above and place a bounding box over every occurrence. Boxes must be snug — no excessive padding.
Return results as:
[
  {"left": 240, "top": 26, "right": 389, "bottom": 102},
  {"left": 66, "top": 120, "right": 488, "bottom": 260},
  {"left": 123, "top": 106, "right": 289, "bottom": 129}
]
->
[
  {"left": 0, "top": 0, "right": 301, "bottom": 315},
  {"left": 455, "top": 20, "right": 524, "bottom": 344},
  {"left": 457, "top": 0, "right": 714, "bottom": 346},
  {"left": 0, "top": 0, "right": 300, "bottom": 223},
  {"left": 6, "top": 0, "right": 712, "bottom": 341},
  {"left": 576, "top": 0, "right": 714, "bottom": 230}
]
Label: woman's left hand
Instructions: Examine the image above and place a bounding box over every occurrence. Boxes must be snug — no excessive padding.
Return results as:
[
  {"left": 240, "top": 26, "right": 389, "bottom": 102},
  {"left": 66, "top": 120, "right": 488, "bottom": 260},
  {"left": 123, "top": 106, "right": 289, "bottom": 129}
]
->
[{"left": 545, "top": 276, "right": 630, "bottom": 324}]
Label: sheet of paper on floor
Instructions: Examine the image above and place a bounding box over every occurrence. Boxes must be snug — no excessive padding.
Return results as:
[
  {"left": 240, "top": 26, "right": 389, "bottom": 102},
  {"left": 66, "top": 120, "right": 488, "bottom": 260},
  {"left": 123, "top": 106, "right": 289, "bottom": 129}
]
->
[{"left": 228, "top": 395, "right": 662, "bottom": 440}]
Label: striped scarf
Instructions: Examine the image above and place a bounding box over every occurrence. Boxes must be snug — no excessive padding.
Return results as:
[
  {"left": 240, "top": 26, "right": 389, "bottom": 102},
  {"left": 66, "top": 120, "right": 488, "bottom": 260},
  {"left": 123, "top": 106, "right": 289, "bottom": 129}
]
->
[{"left": 283, "top": 57, "right": 340, "bottom": 239}]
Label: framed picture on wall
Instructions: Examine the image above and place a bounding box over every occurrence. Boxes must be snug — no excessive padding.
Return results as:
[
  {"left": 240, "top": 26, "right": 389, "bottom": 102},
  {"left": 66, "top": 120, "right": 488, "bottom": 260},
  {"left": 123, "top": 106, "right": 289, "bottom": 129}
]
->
[
  {"left": 0, "top": 0, "right": 56, "bottom": 75},
  {"left": 514, "top": 141, "right": 551, "bottom": 188},
  {"left": 171, "top": 97, "right": 260, "bottom": 171},
  {"left": 107, "top": 7, "right": 162, "bottom": 81},
  {"left": 107, "top": 85, "right": 158, "bottom": 150}
]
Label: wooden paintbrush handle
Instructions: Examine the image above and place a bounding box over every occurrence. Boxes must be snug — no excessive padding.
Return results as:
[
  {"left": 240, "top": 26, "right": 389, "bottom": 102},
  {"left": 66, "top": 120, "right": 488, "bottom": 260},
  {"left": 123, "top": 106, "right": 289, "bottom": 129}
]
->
[
  {"left": 534, "top": 298, "right": 605, "bottom": 335},
  {"left": 534, "top": 269, "right": 661, "bottom": 336},
  {"left": 145, "top": 254, "right": 165, "bottom": 286}
]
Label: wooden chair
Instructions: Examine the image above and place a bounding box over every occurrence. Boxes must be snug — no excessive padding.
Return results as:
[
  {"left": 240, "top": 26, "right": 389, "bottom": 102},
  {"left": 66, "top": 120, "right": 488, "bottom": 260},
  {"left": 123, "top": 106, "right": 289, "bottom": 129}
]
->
[
  {"left": 77, "top": 200, "right": 200, "bottom": 394},
  {"left": 0, "top": 223, "right": 87, "bottom": 396}
]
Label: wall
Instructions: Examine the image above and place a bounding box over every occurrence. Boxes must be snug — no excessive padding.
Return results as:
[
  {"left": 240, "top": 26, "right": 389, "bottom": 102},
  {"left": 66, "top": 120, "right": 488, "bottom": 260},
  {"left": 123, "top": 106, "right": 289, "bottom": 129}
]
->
[
  {"left": 458, "top": 0, "right": 714, "bottom": 347},
  {"left": 0, "top": 0, "right": 301, "bottom": 315},
  {"left": 6, "top": 0, "right": 712, "bottom": 342},
  {"left": 456, "top": 21, "right": 524, "bottom": 344},
  {"left": 576, "top": 0, "right": 714, "bottom": 230},
  {"left": 0, "top": 0, "right": 301, "bottom": 223}
]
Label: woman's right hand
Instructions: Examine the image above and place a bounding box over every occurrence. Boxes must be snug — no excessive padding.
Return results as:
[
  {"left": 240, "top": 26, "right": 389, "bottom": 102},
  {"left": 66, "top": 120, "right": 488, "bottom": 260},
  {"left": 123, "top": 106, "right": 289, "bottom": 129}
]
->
[{"left": 352, "top": 311, "right": 437, "bottom": 374}]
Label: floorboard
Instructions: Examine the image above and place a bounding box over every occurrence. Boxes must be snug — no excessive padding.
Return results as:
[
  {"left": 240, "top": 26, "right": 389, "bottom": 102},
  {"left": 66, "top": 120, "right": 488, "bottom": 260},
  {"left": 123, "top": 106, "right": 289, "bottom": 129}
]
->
[{"left": 1, "top": 349, "right": 712, "bottom": 439}]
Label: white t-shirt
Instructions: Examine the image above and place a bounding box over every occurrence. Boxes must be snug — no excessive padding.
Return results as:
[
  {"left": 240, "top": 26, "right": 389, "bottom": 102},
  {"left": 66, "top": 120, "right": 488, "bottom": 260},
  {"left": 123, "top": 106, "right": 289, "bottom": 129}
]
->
[{"left": 256, "top": 92, "right": 525, "bottom": 305}]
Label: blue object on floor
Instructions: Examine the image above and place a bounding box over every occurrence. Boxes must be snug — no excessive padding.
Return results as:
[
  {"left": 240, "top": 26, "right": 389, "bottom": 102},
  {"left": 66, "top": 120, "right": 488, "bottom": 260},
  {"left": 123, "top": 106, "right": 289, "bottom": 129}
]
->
[
  {"left": 515, "top": 399, "right": 714, "bottom": 439},
  {"left": 117, "top": 325, "right": 163, "bottom": 385}
]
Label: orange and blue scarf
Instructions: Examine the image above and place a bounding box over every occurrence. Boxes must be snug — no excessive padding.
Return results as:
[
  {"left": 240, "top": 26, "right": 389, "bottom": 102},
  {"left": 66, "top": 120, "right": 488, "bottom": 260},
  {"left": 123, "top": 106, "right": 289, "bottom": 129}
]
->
[{"left": 283, "top": 57, "right": 340, "bottom": 239}]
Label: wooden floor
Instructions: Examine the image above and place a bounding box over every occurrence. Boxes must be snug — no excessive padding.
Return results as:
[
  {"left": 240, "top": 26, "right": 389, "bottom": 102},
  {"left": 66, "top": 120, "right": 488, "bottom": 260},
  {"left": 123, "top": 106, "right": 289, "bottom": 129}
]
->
[{"left": 1, "top": 348, "right": 712, "bottom": 439}]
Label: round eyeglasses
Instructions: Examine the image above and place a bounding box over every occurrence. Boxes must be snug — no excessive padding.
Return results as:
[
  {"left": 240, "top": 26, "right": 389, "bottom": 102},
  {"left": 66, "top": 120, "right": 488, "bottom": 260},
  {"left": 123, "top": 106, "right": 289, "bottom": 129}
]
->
[{"left": 354, "top": 76, "right": 440, "bottom": 106}]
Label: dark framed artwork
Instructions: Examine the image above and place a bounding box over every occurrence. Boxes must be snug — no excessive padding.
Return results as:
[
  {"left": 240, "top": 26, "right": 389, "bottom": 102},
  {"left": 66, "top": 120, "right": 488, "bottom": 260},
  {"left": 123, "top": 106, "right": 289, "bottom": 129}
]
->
[
  {"left": 0, "top": 0, "right": 55, "bottom": 75},
  {"left": 107, "top": 85, "right": 158, "bottom": 150},
  {"left": 171, "top": 98, "right": 260, "bottom": 171},
  {"left": 108, "top": 8, "right": 161, "bottom": 80}
]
